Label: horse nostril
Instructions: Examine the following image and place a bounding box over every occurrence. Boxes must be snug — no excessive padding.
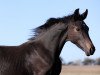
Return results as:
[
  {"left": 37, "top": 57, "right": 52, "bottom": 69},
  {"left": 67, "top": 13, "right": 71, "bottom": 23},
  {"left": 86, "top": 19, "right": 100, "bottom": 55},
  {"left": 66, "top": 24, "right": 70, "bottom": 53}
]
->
[{"left": 90, "top": 46, "right": 95, "bottom": 55}]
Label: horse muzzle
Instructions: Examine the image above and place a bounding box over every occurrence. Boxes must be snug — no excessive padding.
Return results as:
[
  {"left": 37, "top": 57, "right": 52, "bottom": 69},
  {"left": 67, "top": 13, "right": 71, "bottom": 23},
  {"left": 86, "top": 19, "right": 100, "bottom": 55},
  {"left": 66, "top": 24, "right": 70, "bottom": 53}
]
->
[{"left": 85, "top": 45, "right": 95, "bottom": 56}]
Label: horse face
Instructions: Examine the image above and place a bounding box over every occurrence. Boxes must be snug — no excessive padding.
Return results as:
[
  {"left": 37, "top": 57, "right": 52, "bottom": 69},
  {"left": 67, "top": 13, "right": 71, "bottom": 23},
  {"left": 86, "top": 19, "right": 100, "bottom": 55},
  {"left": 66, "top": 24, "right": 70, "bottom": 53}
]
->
[{"left": 67, "top": 9, "right": 95, "bottom": 56}]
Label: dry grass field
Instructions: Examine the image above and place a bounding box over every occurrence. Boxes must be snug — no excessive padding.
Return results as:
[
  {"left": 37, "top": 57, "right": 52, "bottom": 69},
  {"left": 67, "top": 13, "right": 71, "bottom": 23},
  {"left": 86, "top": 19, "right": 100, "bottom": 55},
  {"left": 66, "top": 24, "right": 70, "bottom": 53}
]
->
[{"left": 61, "top": 65, "right": 100, "bottom": 75}]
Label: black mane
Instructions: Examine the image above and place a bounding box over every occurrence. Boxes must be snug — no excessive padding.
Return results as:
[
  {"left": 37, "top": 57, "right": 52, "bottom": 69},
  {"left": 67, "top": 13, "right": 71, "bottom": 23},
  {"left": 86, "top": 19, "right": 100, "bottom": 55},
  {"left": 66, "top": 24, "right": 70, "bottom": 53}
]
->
[{"left": 29, "top": 14, "right": 74, "bottom": 40}]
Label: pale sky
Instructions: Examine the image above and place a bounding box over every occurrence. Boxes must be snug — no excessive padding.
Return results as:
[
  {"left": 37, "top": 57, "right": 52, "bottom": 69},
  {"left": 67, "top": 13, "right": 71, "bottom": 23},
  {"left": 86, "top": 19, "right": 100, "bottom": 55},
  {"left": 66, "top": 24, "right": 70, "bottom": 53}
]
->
[{"left": 0, "top": 0, "right": 99, "bottom": 63}]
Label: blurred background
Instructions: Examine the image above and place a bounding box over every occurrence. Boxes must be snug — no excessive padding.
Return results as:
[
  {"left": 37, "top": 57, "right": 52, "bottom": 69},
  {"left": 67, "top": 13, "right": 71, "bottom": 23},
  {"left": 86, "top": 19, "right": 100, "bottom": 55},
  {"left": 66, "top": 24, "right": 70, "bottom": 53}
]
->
[{"left": 0, "top": 0, "right": 99, "bottom": 63}]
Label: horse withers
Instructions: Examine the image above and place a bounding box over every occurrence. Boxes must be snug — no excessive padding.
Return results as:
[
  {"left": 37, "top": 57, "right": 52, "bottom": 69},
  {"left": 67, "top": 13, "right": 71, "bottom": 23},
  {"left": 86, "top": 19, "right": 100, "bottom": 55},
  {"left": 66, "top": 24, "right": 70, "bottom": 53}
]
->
[{"left": 0, "top": 9, "right": 95, "bottom": 75}]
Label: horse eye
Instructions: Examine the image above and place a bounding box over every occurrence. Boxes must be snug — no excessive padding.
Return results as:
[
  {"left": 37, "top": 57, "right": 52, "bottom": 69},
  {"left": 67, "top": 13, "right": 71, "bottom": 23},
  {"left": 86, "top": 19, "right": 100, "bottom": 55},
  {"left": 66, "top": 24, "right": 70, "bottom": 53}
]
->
[{"left": 76, "top": 28, "right": 80, "bottom": 31}]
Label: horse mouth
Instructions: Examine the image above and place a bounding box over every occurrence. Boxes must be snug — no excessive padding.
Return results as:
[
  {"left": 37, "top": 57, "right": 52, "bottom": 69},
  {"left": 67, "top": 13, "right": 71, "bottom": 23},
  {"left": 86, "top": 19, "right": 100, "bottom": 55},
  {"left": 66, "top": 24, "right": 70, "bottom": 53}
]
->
[
  {"left": 84, "top": 51, "right": 92, "bottom": 56},
  {"left": 84, "top": 46, "right": 95, "bottom": 56}
]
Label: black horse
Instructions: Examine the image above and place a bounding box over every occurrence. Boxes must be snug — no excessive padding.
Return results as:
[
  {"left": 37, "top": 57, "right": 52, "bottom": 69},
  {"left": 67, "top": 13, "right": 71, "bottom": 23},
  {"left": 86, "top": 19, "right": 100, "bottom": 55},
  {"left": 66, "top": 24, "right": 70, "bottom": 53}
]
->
[{"left": 0, "top": 9, "right": 95, "bottom": 75}]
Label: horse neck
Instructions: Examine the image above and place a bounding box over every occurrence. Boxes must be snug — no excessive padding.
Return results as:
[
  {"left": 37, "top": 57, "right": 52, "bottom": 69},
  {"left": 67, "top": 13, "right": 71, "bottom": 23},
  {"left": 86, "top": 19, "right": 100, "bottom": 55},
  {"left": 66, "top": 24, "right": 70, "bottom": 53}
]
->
[
  {"left": 54, "top": 27, "right": 68, "bottom": 57},
  {"left": 34, "top": 23, "right": 67, "bottom": 56},
  {"left": 57, "top": 32, "right": 68, "bottom": 56}
]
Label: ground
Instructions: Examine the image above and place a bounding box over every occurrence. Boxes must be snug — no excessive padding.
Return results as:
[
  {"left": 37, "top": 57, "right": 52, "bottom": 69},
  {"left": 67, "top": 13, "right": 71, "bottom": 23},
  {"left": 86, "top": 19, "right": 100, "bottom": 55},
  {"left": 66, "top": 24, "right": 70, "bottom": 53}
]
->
[{"left": 61, "top": 65, "right": 100, "bottom": 75}]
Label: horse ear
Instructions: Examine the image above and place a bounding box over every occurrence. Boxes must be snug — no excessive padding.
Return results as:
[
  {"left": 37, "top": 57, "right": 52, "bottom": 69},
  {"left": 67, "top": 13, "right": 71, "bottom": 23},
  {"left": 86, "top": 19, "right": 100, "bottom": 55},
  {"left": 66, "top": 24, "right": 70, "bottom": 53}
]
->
[
  {"left": 74, "top": 8, "right": 79, "bottom": 15},
  {"left": 80, "top": 9, "right": 88, "bottom": 20},
  {"left": 73, "top": 8, "right": 80, "bottom": 21}
]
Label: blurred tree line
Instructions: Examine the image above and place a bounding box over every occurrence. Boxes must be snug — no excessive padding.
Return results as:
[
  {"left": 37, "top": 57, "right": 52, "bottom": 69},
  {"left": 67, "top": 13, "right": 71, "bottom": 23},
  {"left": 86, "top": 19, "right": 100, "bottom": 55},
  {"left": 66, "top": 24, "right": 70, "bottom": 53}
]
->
[{"left": 62, "top": 57, "right": 100, "bottom": 66}]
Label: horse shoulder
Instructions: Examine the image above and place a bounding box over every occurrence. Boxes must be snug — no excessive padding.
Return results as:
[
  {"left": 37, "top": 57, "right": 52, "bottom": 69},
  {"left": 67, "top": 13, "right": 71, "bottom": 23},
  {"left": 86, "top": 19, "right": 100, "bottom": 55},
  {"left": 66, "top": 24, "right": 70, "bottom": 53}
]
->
[{"left": 24, "top": 42, "right": 53, "bottom": 75}]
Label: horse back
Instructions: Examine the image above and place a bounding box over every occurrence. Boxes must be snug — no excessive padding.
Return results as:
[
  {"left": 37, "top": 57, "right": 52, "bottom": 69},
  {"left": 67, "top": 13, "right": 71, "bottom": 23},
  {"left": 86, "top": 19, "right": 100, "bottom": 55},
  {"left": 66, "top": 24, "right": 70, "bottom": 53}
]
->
[{"left": 0, "top": 44, "right": 30, "bottom": 75}]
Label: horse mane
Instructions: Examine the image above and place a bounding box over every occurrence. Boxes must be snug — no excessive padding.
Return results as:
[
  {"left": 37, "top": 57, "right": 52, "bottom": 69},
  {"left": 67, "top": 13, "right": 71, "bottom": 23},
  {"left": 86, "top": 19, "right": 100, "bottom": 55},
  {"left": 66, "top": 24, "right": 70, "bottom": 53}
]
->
[{"left": 29, "top": 14, "right": 74, "bottom": 40}]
